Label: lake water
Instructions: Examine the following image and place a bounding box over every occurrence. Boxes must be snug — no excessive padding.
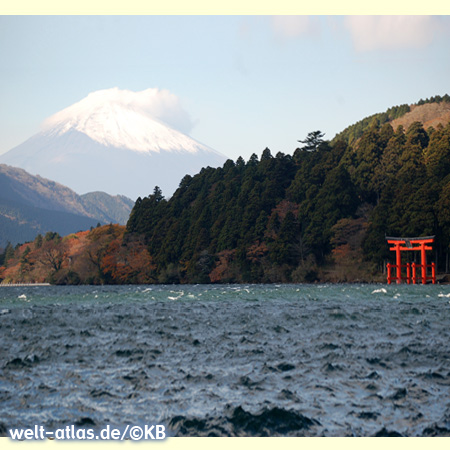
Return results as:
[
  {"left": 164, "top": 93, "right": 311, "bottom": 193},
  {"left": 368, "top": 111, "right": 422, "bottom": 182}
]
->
[{"left": 1, "top": 283, "right": 450, "bottom": 437}]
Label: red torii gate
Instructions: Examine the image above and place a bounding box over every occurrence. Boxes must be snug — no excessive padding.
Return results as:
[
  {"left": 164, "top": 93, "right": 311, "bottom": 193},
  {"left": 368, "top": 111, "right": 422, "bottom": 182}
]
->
[{"left": 386, "top": 236, "right": 436, "bottom": 285}]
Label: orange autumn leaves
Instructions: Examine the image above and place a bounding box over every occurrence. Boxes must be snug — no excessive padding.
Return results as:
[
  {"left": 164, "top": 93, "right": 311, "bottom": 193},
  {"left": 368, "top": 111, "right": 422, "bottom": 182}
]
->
[
  {"left": 1, "top": 225, "right": 156, "bottom": 285},
  {"left": 101, "top": 235, "right": 156, "bottom": 283}
]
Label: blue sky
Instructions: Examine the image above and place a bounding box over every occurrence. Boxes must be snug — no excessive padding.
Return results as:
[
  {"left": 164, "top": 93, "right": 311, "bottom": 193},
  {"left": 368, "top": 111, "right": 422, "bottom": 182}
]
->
[{"left": 1, "top": 15, "right": 450, "bottom": 161}]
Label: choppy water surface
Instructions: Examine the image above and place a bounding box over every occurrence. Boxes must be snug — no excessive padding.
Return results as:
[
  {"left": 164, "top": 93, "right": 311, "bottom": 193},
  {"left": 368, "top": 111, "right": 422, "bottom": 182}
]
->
[{"left": 1, "top": 284, "right": 450, "bottom": 436}]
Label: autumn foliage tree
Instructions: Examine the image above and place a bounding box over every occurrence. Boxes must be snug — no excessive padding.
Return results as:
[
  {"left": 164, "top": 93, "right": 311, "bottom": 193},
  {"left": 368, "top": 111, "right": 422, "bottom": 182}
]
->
[{"left": 101, "top": 235, "right": 156, "bottom": 284}]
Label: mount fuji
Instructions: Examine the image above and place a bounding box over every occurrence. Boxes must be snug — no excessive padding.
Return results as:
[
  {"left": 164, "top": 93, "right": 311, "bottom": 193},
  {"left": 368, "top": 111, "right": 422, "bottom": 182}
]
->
[{"left": 0, "top": 88, "right": 227, "bottom": 200}]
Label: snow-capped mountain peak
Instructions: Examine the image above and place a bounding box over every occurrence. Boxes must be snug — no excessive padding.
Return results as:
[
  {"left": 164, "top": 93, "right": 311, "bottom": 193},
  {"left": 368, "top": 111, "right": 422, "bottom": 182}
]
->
[
  {"left": 42, "top": 87, "right": 210, "bottom": 154},
  {"left": 0, "top": 87, "right": 227, "bottom": 198}
]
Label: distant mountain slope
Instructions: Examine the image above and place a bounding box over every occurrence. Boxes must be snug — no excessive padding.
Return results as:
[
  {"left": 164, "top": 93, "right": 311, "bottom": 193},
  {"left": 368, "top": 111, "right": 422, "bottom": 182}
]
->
[
  {"left": 0, "top": 88, "right": 227, "bottom": 199},
  {"left": 0, "top": 163, "right": 94, "bottom": 217},
  {"left": 0, "top": 164, "right": 134, "bottom": 246},
  {"left": 0, "top": 194, "right": 100, "bottom": 248},
  {"left": 80, "top": 192, "right": 135, "bottom": 225}
]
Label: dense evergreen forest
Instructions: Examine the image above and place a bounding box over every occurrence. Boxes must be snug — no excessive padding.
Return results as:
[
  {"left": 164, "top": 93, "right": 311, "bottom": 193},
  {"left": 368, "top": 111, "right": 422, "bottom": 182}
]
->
[{"left": 125, "top": 119, "right": 450, "bottom": 283}]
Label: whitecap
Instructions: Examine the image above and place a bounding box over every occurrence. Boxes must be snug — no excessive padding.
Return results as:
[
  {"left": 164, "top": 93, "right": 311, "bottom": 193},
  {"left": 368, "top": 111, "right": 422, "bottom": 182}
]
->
[
  {"left": 438, "top": 293, "right": 450, "bottom": 298},
  {"left": 371, "top": 288, "right": 387, "bottom": 294}
]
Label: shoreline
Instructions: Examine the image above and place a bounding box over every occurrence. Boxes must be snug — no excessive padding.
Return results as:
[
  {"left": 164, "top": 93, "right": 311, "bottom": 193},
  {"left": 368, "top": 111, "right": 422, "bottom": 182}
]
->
[{"left": 0, "top": 283, "right": 51, "bottom": 287}]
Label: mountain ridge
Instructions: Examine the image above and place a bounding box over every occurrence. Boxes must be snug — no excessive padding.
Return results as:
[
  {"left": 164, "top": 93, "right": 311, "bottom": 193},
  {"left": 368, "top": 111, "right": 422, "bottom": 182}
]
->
[{"left": 0, "top": 164, "right": 134, "bottom": 246}]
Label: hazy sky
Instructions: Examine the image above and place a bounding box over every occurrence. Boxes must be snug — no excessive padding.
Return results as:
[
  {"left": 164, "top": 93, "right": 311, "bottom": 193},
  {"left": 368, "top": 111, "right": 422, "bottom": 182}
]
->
[{"left": 1, "top": 15, "right": 449, "bottom": 160}]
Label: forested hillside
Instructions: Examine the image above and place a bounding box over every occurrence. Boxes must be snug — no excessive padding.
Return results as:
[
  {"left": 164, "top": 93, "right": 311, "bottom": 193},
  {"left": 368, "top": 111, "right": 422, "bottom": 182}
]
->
[
  {"left": 333, "top": 95, "right": 450, "bottom": 145},
  {"left": 2, "top": 99, "right": 450, "bottom": 284},
  {"left": 125, "top": 116, "right": 450, "bottom": 283}
]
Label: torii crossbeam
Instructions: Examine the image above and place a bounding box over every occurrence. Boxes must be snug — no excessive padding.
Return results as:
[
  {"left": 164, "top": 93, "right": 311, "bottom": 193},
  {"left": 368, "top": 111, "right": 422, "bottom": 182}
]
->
[{"left": 386, "top": 236, "right": 436, "bottom": 285}]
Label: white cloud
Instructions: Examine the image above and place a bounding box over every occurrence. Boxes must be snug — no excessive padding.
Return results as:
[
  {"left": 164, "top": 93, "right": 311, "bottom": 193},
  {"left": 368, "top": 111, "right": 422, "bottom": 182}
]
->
[
  {"left": 44, "top": 87, "right": 194, "bottom": 135},
  {"left": 345, "top": 16, "right": 441, "bottom": 52},
  {"left": 110, "top": 87, "right": 194, "bottom": 134},
  {"left": 271, "top": 16, "right": 319, "bottom": 40}
]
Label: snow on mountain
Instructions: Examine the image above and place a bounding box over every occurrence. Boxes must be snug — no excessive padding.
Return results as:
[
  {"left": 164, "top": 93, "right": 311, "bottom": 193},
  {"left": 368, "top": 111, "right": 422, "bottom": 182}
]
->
[
  {"left": 42, "top": 88, "right": 212, "bottom": 154},
  {"left": 0, "top": 88, "right": 227, "bottom": 199}
]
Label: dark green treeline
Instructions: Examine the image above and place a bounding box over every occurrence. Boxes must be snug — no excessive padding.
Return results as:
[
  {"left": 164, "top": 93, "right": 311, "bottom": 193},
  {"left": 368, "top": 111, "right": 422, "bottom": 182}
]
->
[{"left": 126, "top": 120, "right": 450, "bottom": 283}]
